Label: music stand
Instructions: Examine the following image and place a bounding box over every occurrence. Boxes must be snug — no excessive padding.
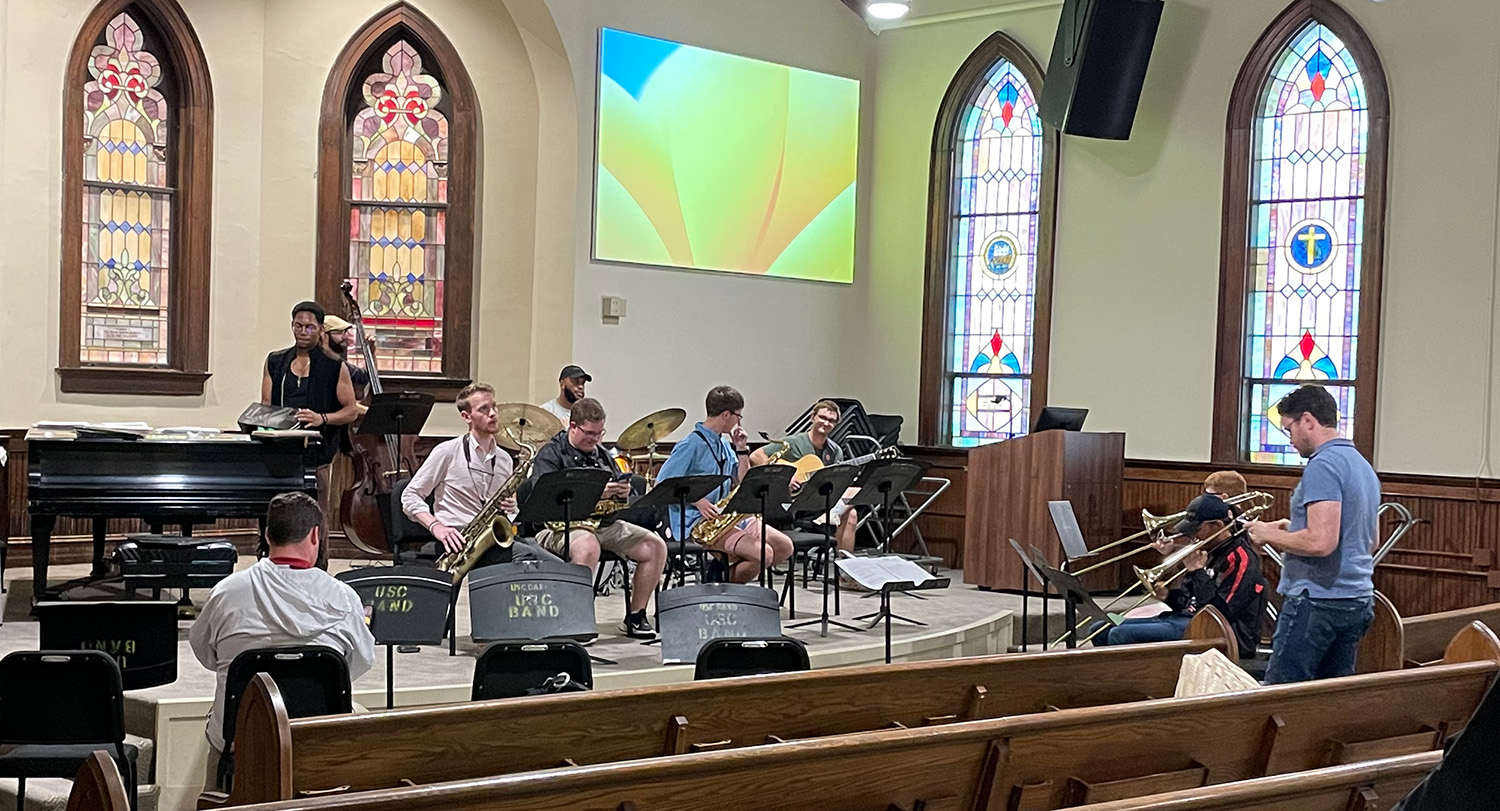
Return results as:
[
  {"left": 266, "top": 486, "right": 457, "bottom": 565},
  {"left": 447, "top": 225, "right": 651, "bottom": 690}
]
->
[
  {"left": 1035, "top": 558, "right": 1114, "bottom": 649},
  {"left": 722, "top": 465, "right": 794, "bottom": 588},
  {"left": 633, "top": 475, "right": 729, "bottom": 588},
  {"left": 786, "top": 464, "right": 861, "bottom": 636},
  {"left": 839, "top": 557, "right": 950, "bottom": 664},
  {"left": 336, "top": 565, "right": 450, "bottom": 708},
  {"left": 358, "top": 393, "right": 435, "bottom": 466},
  {"left": 516, "top": 469, "right": 611, "bottom": 563},
  {"left": 848, "top": 459, "right": 931, "bottom": 601},
  {"left": 1007, "top": 538, "right": 1050, "bottom": 653}
]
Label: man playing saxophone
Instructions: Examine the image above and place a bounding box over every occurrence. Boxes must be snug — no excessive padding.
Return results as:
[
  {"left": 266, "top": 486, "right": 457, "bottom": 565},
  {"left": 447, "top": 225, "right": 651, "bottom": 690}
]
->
[
  {"left": 523, "top": 397, "right": 667, "bottom": 638},
  {"left": 657, "top": 386, "right": 793, "bottom": 584},
  {"left": 401, "top": 383, "right": 560, "bottom": 567}
]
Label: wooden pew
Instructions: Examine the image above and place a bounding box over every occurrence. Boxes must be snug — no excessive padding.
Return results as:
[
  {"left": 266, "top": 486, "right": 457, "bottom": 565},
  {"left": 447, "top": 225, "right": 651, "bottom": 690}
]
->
[
  {"left": 218, "top": 624, "right": 1499, "bottom": 811},
  {"left": 67, "top": 752, "right": 131, "bottom": 811},
  {"left": 1357, "top": 597, "right": 1500, "bottom": 671},
  {"left": 1068, "top": 751, "right": 1441, "bottom": 810},
  {"left": 216, "top": 614, "right": 1235, "bottom": 806}
]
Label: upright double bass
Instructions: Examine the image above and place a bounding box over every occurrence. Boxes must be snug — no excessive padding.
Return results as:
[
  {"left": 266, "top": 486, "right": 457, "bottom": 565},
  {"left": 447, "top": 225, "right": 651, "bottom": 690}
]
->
[{"left": 336, "top": 281, "right": 418, "bottom": 555}]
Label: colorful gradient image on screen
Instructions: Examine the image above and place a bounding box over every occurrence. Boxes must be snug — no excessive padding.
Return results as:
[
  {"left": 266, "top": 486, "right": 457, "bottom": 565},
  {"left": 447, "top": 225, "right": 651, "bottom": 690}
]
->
[{"left": 594, "top": 28, "right": 859, "bottom": 283}]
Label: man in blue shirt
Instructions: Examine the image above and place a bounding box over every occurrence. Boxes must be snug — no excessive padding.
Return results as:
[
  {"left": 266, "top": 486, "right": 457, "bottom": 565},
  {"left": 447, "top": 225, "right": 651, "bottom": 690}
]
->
[
  {"left": 657, "top": 386, "right": 793, "bottom": 584},
  {"left": 1248, "top": 385, "right": 1380, "bottom": 684}
]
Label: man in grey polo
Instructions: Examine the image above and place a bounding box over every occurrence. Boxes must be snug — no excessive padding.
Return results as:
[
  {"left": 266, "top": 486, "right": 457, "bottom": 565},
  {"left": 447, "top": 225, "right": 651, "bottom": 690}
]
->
[{"left": 1248, "top": 385, "right": 1380, "bottom": 684}]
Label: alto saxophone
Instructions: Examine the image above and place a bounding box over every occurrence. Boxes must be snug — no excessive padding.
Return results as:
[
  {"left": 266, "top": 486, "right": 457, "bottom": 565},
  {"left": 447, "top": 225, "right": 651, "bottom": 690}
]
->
[
  {"left": 436, "top": 435, "right": 537, "bottom": 584},
  {"left": 689, "top": 443, "right": 793, "bottom": 546}
]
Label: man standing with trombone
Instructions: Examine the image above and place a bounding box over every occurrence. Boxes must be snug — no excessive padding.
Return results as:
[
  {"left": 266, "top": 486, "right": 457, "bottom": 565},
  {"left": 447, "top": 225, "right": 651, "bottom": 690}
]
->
[
  {"left": 1248, "top": 384, "right": 1380, "bottom": 684},
  {"left": 1090, "top": 494, "right": 1266, "bottom": 656}
]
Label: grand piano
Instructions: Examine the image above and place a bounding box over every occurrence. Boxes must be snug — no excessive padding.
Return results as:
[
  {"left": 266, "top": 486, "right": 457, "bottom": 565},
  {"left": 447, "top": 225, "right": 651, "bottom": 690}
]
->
[{"left": 27, "top": 432, "right": 319, "bottom": 600}]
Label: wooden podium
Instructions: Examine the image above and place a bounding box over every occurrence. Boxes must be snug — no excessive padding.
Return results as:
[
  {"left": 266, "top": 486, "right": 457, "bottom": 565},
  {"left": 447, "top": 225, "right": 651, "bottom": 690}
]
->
[{"left": 962, "top": 431, "right": 1124, "bottom": 591}]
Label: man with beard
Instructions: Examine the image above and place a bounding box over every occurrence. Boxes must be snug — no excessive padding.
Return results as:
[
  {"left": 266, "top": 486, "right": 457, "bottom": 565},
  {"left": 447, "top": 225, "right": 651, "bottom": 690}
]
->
[
  {"left": 321, "top": 314, "right": 369, "bottom": 400},
  {"left": 540, "top": 365, "right": 590, "bottom": 422}
]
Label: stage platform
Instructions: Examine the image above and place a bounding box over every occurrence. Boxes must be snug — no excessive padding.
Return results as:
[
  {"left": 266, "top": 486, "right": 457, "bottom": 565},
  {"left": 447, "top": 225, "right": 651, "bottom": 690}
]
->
[{"left": 0, "top": 557, "right": 1014, "bottom": 811}]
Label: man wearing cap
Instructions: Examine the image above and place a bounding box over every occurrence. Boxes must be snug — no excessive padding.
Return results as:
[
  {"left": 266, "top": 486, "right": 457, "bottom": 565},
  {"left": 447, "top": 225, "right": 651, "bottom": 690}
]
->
[
  {"left": 541, "top": 365, "right": 591, "bottom": 422},
  {"left": 1091, "top": 493, "right": 1266, "bottom": 657},
  {"left": 322, "top": 315, "right": 370, "bottom": 400}
]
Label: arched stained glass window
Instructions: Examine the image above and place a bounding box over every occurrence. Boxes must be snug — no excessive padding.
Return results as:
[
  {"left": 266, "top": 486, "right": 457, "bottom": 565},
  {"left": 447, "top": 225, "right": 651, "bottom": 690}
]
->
[
  {"left": 317, "top": 3, "right": 478, "bottom": 398},
  {"left": 920, "top": 33, "right": 1057, "bottom": 447},
  {"left": 60, "top": 0, "right": 213, "bottom": 395},
  {"left": 348, "top": 41, "right": 450, "bottom": 374},
  {"left": 1214, "top": 0, "right": 1388, "bottom": 464},
  {"left": 81, "top": 13, "right": 171, "bottom": 367}
]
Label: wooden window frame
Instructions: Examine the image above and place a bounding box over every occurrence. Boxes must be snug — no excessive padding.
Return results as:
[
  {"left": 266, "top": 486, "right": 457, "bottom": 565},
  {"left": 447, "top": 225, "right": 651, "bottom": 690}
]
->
[
  {"left": 59, "top": 0, "right": 214, "bottom": 396},
  {"left": 1212, "top": 0, "right": 1390, "bottom": 464},
  {"left": 315, "top": 2, "right": 479, "bottom": 401},
  {"left": 918, "top": 32, "right": 1059, "bottom": 447}
]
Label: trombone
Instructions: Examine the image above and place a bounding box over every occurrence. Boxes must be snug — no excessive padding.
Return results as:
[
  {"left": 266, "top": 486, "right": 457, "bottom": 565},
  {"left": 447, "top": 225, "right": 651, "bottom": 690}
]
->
[
  {"left": 1052, "top": 492, "right": 1275, "bottom": 648},
  {"left": 1066, "top": 490, "right": 1274, "bottom": 575}
]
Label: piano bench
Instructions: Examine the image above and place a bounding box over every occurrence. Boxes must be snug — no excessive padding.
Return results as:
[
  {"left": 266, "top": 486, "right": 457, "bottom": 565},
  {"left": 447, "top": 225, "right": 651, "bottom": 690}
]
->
[{"left": 117, "top": 535, "right": 239, "bottom": 600}]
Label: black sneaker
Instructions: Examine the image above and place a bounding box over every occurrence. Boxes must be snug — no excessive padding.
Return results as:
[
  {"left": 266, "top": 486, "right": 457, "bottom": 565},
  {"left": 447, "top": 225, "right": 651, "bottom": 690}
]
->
[{"left": 620, "top": 610, "right": 655, "bottom": 639}]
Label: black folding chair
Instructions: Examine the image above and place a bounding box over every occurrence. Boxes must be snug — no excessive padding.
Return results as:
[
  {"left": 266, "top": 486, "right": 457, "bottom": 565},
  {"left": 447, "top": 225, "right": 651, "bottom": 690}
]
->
[
  {"left": 694, "top": 637, "right": 810, "bottom": 680},
  {"left": 217, "top": 646, "right": 352, "bottom": 792},
  {"left": 471, "top": 640, "right": 593, "bottom": 701},
  {"left": 0, "top": 650, "right": 138, "bottom": 811}
]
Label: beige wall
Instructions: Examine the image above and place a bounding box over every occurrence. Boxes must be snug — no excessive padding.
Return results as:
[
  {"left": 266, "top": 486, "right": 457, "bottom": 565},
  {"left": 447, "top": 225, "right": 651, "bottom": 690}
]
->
[
  {"left": 0, "top": 0, "right": 574, "bottom": 436},
  {"left": 541, "top": 0, "right": 876, "bottom": 443},
  {"left": 861, "top": 0, "right": 1500, "bottom": 476}
]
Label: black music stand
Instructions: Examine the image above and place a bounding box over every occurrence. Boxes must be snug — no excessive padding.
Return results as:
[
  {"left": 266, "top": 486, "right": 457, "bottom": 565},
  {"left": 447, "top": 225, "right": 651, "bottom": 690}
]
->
[
  {"left": 786, "top": 464, "right": 861, "bottom": 636},
  {"left": 722, "top": 465, "right": 794, "bottom": 588},
  {"left": 1035, "top": 558, "right": 1113, "bottom": 649},
  {"left": 848, "top": 459, "right": 931, "bottom": 605},
  {"left": 358, "top": 393, "right": 435, "bottom": 463},
  {"left": 335, "top": 566, "right": 450, "bottom": 708},
  {"left": 516, "top": 469, "right": 611, "bottom": 563},
  {"left": 1007, "top": 538, "right": 1051, "bottom": 652},
  {"left": 636, "top": 475, "right": 730, "bottom": 588},
  {"left": 839, "top": 558, "right": 950, "bottom": 663},
  {"left": 357, "top": 392, "right": 435, "bottom": 557}
]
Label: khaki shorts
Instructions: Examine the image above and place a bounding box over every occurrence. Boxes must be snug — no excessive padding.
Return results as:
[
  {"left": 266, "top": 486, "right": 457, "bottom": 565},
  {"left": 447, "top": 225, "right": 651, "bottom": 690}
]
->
[{"left": 536, "top": 520, "right": 656, "bottom": 558}]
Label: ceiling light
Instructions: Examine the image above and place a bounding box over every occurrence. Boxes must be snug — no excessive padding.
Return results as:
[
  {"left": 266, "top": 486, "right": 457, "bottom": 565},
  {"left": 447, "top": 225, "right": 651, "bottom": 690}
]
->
[{"left": 867, "top": 0, "right": 911, "bottom": 20}]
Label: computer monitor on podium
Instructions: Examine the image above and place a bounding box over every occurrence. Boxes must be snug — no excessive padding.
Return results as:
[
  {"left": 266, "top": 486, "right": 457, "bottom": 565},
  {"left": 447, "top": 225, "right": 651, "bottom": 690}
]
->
[{"left": 1034, "top": 406, "right": 1088, "bottom": 433}]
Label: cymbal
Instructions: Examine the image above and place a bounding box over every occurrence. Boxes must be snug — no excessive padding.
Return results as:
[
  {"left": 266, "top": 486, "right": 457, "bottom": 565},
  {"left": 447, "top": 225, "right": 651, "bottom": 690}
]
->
[
  {"left": 615, "top": 407, "right": 687, "bottom": 451},
  {"left": 492, "top": 402, "right": 563, "bottom": 451}
]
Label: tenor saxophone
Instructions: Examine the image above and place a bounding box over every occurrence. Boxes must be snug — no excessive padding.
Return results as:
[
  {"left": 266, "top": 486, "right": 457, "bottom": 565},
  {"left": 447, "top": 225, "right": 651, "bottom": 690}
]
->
[
  {"left": 689, "top": 442, "right": 793, "bottom": 546},
  {"left": 436, "top": 435, "right": 537, "bottom": 584}
]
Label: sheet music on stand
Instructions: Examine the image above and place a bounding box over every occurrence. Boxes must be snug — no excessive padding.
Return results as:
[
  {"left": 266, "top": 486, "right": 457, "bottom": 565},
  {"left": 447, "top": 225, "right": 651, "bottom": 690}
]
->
[{"left": 836, "top": 555, "right": 941, "bottom": 592}]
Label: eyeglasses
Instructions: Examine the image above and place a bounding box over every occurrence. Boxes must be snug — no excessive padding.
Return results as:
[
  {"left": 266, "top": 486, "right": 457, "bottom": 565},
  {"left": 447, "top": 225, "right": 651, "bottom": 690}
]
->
[
  {"left": 574, "top": 425, "right": 606, "bottom": 439},
  {"left": 730, "top": 410, "right": 743, "bottom": 419},
  {"left": 291, "top": 322, "right": 320, "bottom": 333}
]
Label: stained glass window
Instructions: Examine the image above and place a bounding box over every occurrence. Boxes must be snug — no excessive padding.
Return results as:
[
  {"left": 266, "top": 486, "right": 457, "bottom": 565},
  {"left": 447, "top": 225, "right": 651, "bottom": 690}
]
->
[
  {"left": 80, "top": 13, "right": 172, "bottom": 366},
  {"left": 1242, "top": 22, "right": 1367, "bottom": 465},
  {"left": 347, "top": 41, "right": 449, "bottom": 374},
  {"left": 945, "top": 58, "right": 1043, "bottom": 447}
]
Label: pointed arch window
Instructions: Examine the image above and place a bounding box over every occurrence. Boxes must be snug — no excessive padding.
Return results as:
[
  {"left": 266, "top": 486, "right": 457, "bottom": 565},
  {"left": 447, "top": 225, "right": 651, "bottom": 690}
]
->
[
  {"left": 317, "top": 3, "right": 478, "bottom": 398},
  {"left": 60, "top": 0, "right": 213, "bottom": 395},
  {"left": 919, "top": 33, "right": 1058, "bottom": 447},
  {"left": 1213, "top": 0, "right": 1390, "bottom": 464}
]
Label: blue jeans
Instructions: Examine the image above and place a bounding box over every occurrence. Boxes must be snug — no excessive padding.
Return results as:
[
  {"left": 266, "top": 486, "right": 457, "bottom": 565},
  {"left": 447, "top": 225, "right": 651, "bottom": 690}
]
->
[
  {"left": 1265, "top": 593, "right": 1374, "bottom": 684},
  {"left": 1090, "top": 613, "right": 1191, "bottom": 646}
]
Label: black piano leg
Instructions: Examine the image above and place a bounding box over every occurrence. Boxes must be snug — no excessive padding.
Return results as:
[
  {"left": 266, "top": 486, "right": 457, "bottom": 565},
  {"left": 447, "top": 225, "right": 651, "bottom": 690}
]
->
[
  {"left": 91, "top": 518, "right": 109, "bottom": 580},
  {"left": 31, "top": 516, "right": 56, "bottom": 602},
  {"left": 181, "top": 523, "right": 193, "bottom": 537},
  {"left": 257, "top": 519, "right": 269, "bottom": 559},
  {"left": 149, "top": 522, "right": 163, "bottom": 535}
]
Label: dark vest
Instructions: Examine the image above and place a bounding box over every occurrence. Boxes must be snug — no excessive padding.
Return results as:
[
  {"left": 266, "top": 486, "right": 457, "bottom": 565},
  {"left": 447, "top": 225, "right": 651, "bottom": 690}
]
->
[{"left": 266, "top": 346, "right": 343, "bottom": 463}]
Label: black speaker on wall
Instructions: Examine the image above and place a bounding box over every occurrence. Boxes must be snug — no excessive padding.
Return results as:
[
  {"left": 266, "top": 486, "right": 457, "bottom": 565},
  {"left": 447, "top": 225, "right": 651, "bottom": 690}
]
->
[{"left": 1038, "top": 0, "right": 1164, "bottom": 140}]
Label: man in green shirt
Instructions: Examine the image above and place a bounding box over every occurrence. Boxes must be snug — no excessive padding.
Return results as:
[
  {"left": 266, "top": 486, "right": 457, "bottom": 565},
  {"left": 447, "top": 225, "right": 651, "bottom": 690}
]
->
[{"left": 751, "top": 400, "right": 857, "bottom": 554}]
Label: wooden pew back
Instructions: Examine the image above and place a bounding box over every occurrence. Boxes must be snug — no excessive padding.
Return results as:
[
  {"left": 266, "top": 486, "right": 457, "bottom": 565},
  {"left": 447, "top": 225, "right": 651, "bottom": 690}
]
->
[
  {"left": 67, "top": 752, "right": 131, "bottom": 811},
  {"left": 1401, "top": 603, "right": 1500, "bottom": 666},
  {"left": 1068, "top": 751, "right": 1441, "bottom": 811},
  {"left": 222, "top": 641, "right": 1497, "bottom": 811},
  {"left": 235, "top": 637, "right": 1225, "bottom": 804}
]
